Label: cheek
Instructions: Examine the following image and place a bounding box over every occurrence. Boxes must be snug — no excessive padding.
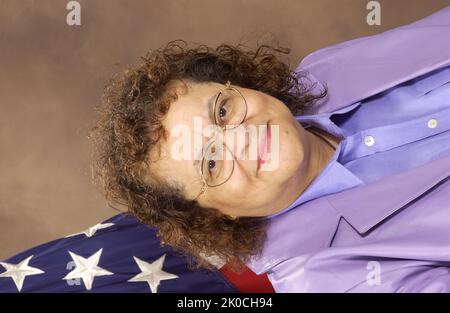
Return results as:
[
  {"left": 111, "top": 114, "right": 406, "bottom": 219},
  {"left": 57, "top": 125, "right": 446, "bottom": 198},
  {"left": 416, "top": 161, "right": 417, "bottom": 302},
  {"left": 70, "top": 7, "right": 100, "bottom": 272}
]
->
[
  {"left": 272, "top": 122, "right": 306, "bottom": 176},
  {"left": 226, "top": 165, "right": 254, "bottom": 194},
  {"left": 284, "top": 127, "right": 306, "bottom": 163},
  {"left": 208, "top": 167, "right": 256, "bottom": 206},
  {"left": 245, "top": 92, "right": 275, "bottom": 120}
]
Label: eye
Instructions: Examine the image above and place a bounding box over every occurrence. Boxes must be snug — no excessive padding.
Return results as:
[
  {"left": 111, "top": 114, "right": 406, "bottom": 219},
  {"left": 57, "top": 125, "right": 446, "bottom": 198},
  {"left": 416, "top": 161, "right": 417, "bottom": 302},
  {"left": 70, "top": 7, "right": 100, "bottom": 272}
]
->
[
  {"left": 208, "top": 160, "right": 217, "bottom": 173},
  {"left": 204, "top": 156, "right": 223, "bottom": 182},
  {"left": 219, "top": 100, "right": 228, "bottom": 119},
  {"left": 202, "top": 143, "right": 221, "bottom": 179},
  {"left": 207, "top": 145, "right": 218, "bottom": 174},
  {"left": 216, "top": 97, "right": 231, "bottom": 126}
]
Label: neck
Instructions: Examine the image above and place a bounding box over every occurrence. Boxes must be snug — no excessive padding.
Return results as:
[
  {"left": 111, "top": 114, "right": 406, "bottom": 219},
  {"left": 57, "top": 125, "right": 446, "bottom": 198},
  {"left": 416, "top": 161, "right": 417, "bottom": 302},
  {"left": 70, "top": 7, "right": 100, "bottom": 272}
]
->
[{"left": 302, "top": 128, "right": 337, "bottom": 190}]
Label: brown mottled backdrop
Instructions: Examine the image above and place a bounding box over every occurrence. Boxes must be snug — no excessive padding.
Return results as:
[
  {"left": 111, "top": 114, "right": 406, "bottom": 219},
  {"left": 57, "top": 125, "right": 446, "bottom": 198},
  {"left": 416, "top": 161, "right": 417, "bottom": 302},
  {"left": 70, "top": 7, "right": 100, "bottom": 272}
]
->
[{"left": 0, "top": 0, "right": 448, "bottom": 260}]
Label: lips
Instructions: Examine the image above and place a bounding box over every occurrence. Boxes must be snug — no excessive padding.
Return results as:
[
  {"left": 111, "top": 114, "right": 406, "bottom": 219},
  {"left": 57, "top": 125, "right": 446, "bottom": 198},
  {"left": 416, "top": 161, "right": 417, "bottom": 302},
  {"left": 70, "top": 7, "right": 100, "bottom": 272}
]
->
[{"left": 257, "top": 121, "right": 271, "bottom": 171}]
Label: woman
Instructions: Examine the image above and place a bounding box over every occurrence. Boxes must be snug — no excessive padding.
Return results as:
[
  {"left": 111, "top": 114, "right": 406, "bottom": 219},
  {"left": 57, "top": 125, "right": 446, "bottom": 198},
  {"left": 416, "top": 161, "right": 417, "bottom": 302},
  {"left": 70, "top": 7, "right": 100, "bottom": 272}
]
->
[
  {"left": 90, "top": 39, "right": 337, "bottom": 272},
  {"left": 2, "top": 6, "right": 449, "bottom": 293},
  {"left": 90, "top": 6, "right": 450, "bottom": 292}
]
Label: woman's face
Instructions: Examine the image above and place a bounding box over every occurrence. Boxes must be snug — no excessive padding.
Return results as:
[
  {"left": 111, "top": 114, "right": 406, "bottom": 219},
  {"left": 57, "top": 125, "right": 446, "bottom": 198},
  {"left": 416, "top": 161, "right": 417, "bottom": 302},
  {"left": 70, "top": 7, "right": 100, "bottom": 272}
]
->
[{"left": 148, "top": 79, "right": 316, "bottom": 217}]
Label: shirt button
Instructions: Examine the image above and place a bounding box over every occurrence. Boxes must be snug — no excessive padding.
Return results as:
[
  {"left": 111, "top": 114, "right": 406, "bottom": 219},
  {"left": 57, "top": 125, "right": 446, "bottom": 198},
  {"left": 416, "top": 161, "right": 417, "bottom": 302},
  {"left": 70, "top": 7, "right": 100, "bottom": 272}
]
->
[
  {"left": 364, "top": 135, "right": 375, "bottom": 146},
  {"left": 427, "top": 118, "right": 438, "bottom": 129}
]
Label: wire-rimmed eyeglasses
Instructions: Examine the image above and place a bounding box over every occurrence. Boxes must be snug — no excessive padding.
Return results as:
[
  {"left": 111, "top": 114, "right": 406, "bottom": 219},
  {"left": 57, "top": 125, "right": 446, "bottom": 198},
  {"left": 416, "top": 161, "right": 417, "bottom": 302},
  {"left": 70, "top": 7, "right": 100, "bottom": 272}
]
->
[{"left": 192, "top": 80, "right": 248, "bottom": 201}]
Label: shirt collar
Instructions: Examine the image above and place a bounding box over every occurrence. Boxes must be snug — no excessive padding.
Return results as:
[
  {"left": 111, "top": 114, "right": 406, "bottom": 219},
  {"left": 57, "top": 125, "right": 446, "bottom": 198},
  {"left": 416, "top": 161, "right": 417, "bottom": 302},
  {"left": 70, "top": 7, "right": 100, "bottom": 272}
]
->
[{"left": 263, "top": 143, "right": 363, "bottom": 220}]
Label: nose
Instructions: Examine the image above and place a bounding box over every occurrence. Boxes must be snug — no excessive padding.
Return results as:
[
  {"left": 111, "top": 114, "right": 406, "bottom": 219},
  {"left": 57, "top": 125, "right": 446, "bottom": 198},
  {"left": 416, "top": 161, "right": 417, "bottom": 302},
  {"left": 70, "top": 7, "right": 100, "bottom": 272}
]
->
[{"left": 223, "top": 125, "right": 254, "bottom": 161}]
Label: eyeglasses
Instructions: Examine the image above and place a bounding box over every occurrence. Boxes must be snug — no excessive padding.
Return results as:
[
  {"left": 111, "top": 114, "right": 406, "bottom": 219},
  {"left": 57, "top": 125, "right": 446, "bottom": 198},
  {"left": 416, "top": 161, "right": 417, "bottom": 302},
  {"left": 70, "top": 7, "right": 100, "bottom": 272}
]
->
[{"left": 193, "top": 80, "right": 248, "bottom": 201}]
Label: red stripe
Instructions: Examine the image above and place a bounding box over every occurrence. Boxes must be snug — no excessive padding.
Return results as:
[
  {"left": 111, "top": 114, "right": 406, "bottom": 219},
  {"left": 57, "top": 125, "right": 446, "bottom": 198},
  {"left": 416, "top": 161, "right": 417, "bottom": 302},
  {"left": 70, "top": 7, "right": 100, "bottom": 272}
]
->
[{"left": 219, "top": 263, "right": 275, "bottom": 293}]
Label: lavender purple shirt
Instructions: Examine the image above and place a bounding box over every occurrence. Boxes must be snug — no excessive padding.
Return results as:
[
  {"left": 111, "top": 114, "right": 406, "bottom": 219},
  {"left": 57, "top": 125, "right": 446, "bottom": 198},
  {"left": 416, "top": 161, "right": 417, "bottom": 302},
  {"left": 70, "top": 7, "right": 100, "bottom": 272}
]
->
[
  {"left": 247, "top": 6, "right": 450, "bottom": 292},
  {"left": 266, "top": 65, "right": 450, "bottom": 220}
]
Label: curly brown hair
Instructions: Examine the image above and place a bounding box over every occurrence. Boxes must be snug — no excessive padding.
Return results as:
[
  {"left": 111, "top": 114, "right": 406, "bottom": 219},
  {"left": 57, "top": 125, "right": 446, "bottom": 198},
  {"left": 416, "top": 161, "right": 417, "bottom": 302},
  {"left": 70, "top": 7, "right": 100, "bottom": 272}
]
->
[{"left": 89, "top": 39, "right": 327, "bottom": 272}]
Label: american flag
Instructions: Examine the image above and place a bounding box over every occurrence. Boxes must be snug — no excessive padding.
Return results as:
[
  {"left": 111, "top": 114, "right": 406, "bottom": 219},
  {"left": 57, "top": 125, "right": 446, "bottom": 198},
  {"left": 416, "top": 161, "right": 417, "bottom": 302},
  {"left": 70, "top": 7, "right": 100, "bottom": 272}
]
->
[{"left": 0, "top": 213, "right": 274, "bottom": 293}]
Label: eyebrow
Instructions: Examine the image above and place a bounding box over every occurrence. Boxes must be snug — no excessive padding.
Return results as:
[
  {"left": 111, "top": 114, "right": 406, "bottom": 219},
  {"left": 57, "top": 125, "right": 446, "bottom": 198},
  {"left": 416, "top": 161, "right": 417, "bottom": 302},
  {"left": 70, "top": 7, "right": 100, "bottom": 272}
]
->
[
  {"left": 207, "top": 91, "right": 218, "bottom": 124},
  {"left": 192, "top": 92, "right": 218, "bottom": 175},
  {"left": 193, "top": 154, "right": 202, "bottom": 176}
]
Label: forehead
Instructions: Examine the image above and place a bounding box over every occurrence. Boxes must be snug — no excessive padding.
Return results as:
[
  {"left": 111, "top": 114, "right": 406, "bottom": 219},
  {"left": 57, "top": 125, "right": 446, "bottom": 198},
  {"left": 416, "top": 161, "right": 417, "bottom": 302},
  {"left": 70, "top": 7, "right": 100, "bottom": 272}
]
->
[
  {"left": 162, "top": 79, "right": 219, "bottom": 128},
  {"left": 147, "top": 79, "right": 222, "bottom": 195}
]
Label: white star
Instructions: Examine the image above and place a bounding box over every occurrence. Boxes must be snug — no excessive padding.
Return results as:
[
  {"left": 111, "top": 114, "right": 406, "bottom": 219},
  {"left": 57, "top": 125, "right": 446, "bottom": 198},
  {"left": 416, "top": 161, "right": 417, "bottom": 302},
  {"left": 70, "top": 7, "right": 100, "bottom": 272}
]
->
[
  {"left": 65, "top": 222, "right": 114, "bottom": 238},
  {"left": 0, "top": 255, "right": 44, "bottom": 292},
  {"left": 128, "top": 254, "right": 179, "bottom": 293},
  {"left": 63, "top": 248, "right": 113, "bottom": 290}
]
